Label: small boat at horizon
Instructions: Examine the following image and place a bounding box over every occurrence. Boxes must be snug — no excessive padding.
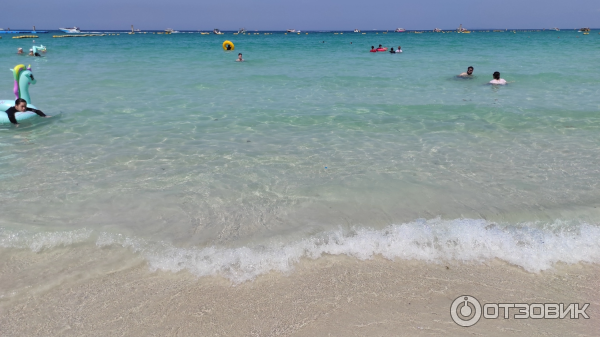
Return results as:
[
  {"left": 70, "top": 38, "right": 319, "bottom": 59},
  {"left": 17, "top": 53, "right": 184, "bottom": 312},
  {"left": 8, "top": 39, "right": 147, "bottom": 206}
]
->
[
  {"left": 213, "top": 28, "right": 224, "bottom": 35},
  {"left": 59, "top": 27, "right": 81, "bottom": 33},
  {"left": 286, "top": 29, "right": 301, "bottom": 33},
  {"left": 457, "top": 24, "right": 470, "bottom": 33},
  {"left": 394, "top": 28, "right": 405, "bottom": 32},
  {"left": 433, "top": 28, "right": 442, "bottom": 32},
  {"left": 237, "top": 28, "right": 247, "bottom": 34},
  {"left": 165, "top": 28, "right": 180, "bottom": 33},
  {"left": 354, "top": 29, "right": 361, "bottom": 33}
]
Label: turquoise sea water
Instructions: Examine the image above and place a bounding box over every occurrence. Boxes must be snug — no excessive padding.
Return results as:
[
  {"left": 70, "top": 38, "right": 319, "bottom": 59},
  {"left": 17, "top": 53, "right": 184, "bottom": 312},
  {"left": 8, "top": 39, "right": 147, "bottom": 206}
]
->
[{"left": 1, "top": 30, "right": 600, "bottom": 282}]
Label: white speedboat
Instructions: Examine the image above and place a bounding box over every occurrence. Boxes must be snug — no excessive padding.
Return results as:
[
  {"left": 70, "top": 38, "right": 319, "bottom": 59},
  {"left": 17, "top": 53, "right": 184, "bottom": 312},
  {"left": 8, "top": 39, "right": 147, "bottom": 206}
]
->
[
  {"left": 165, "top": 28, "right": 180, "bottom": 33},
  {"left": 287, "top": 29, "right": 296, "bottom": 33},
  {"left": 354, "top": 29, "right": 360, "bottom": 33},
  {"left": 237, "top": 28, "right": 247, "bottom": 34},
  {"left": 213, "top": 28, "right": 223, "bottom": 34},
  {"left": 59, "top": 27, "right": 81, "bottom": 33},
  {"left": 456, "top": 24, "right": 471, "bottom": 33},
  {"left": 394, "top": 28, "right": 405, "bottom": 32}
]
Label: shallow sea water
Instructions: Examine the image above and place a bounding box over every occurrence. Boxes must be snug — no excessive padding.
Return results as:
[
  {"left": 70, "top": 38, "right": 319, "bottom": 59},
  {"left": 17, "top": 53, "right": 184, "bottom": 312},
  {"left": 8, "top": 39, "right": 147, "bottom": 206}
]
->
[{"left": 1, "top": 30, "right": 600, "bottom": 283}]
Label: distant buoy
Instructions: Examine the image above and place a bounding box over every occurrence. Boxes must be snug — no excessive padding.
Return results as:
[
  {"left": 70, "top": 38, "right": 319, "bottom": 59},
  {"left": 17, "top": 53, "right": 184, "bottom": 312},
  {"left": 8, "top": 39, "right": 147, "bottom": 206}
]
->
[{"left": 222, "top": 40, "right": 234, "bottom": 50}]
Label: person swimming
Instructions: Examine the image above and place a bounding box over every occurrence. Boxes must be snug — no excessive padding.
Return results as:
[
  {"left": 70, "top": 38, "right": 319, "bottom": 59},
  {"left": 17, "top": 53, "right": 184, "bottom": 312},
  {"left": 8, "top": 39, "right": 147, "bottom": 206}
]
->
[
  {"left": 17, "top": 48, "right": 23, "bottom": 54},
  {"left": 489, "top": 71, "right": 507, "bottom": 85},
  {"left": 4, "top": 98, "right": 51, "bottom": 125},
  {"left": 28, "top": 49, "right": 34, "bottom": 56},
  {"left": 395, "top": 46, "right": 402, "bottom": 53},
  {"left": 370, "top": 46, "right": 377, "bottom": 52},
  {"left": 458, "top": 66, "right": 474, "bottom": 77},
  {"left": 236, "top": 53, "right": 244, "bottom": 62}
]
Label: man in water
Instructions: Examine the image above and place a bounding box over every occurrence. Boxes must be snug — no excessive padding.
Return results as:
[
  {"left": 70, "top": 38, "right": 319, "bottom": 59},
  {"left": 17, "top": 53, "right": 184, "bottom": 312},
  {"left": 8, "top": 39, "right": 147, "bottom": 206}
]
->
[
  {"left": 28, "top": 49, "right": 34, "bottom": 56},
  {"left": 17, "top": 48, "right": 23, "bottom": 54},
  {"left": 236, "top": 53, "right": 244, "bottom": 62},
  {"left": 395, "top": 46, "right": 402, "bottom": 53},
  {"left": 4, "top": 98, "right": 51, "bottom": 125},
  {"left": 458, "top": 66, "right": 474, "bottom": 77},
  {"left": 489, "top": 71, "right": 507, "bottom": 85}
]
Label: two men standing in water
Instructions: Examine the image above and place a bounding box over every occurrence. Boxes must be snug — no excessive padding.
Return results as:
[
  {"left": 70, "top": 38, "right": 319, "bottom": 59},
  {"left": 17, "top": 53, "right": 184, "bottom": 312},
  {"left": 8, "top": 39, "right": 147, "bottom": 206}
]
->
[{"left": 458, "top": 66, "right": 507, "bottom": 85}]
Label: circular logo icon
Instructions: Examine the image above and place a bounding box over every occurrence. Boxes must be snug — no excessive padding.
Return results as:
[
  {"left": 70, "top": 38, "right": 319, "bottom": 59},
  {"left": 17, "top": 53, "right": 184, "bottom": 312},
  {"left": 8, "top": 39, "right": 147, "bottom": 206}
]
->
[{"left": 450, "top": 295, "right": 482, "bottom": 327}]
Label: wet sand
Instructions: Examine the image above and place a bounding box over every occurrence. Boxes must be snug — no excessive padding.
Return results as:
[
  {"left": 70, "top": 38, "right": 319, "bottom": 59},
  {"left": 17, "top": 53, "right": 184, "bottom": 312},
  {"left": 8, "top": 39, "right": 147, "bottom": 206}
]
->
[{"left": 1, "top": 246, "right": 598, "bottom": 336}]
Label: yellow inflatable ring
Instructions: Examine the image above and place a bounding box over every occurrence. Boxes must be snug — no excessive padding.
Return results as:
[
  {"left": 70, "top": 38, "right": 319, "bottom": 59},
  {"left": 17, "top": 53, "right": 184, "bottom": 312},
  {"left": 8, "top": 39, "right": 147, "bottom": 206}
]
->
[{"left": 222, "top": 40, "right": 234, "bottom": 50}]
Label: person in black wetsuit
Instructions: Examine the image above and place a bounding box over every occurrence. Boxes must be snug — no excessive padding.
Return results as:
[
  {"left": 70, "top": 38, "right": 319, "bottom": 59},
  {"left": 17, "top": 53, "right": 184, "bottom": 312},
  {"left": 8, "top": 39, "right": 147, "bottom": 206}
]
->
[{"left": 4, "top": 98, "right": 50, "bottom": 125}]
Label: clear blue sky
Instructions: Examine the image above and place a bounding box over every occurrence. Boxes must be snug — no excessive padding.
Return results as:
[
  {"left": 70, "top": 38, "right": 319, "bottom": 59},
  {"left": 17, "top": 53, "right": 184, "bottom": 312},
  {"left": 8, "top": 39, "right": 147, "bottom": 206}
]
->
[{"left": 4, "top": 0, "right": 599, "bottom": 31}]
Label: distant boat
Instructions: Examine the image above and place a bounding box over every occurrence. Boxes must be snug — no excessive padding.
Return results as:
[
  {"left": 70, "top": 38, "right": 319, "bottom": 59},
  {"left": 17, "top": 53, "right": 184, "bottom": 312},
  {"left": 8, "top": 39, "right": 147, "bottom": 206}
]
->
[
  {"left": 433, "top": 28, "right": 442, "bottom": 32},
  {"left": 59, "top": 27, "right": 81, "bottom": 33},
  {"left": 457, "top": 24, "right": 470, "bottom": 33},
  {"left": 552, "top": 27, "right": 560, "bottom": 31},
  {"left": 394, "top": 28, "right": 405, "bottom": 32},
  {"left": 213, "top": 28, "right": 223, "bottom": 35},
  {"left": 237, "top": 28, "right": 247, "bottom": 34},
  {"left": 287, "top": 29, "right": 297, "bottom": 33},
  {"left": 354, "top": 29, "right": 361, "bottom": 33},
  {"left": 165, "top": 28, "right": 180, "bottom": 33},
  {"left": 579, "top": 27, "right": 590, "bottom": 32}
]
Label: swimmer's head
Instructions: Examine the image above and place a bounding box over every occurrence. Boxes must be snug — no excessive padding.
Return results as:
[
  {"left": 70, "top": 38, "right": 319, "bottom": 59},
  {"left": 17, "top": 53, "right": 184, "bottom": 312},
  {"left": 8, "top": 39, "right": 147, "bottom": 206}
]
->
[
  {"left": 15, "top": 98, "right": 27, "bottom": 112},
  {"left": 371, "top": 46, "right": 375, "bottom": 49},
  {"left": 493, "top": 71, "right": 500, "bottom": 80},
  {"left": 379, "top": 44, "right": 382, "bottom": 48},
  {"left": 467, "top": 66, "right": 474, "bottom": 75},
  {"left": 238, "top": 53, "right": 242, "bottom": 56}
]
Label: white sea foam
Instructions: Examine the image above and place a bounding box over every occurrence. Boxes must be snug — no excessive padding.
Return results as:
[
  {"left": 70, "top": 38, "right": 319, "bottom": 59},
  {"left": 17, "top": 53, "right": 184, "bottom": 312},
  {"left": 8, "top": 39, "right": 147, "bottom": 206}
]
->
[
  {"left": 0, "top": 228, "right": 93, "bottom": 252},
  {"left": 97, "top": 218, "right": 600, "bottom": 283},
  {"left": 3, "top": 218, "right": 600, "bottom": 283}
]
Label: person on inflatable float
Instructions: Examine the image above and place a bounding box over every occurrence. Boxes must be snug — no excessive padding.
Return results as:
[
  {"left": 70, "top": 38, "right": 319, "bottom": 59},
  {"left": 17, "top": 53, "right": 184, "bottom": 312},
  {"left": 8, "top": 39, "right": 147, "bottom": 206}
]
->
[
  {"left": 376, "top": 44, "right": 387, "bottom": 52},
  {"left": 370, "top": 46, "right": 377, "bottom": 53},
  {"left": 4, "top": 98, "right": 50, "bottom": 125}
]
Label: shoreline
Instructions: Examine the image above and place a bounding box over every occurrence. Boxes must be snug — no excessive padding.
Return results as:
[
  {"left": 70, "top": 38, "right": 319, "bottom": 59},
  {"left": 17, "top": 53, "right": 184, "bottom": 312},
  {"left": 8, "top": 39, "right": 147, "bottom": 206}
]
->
[{"left": 1, "top": 247, "right": 598, "bottom": 336}]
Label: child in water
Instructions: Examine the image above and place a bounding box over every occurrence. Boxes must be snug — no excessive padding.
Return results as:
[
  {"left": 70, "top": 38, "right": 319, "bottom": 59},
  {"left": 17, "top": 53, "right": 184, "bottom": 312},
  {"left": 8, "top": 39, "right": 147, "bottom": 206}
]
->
[{"left": 4, "top": 98, "right": 51, "bottom": 125}]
